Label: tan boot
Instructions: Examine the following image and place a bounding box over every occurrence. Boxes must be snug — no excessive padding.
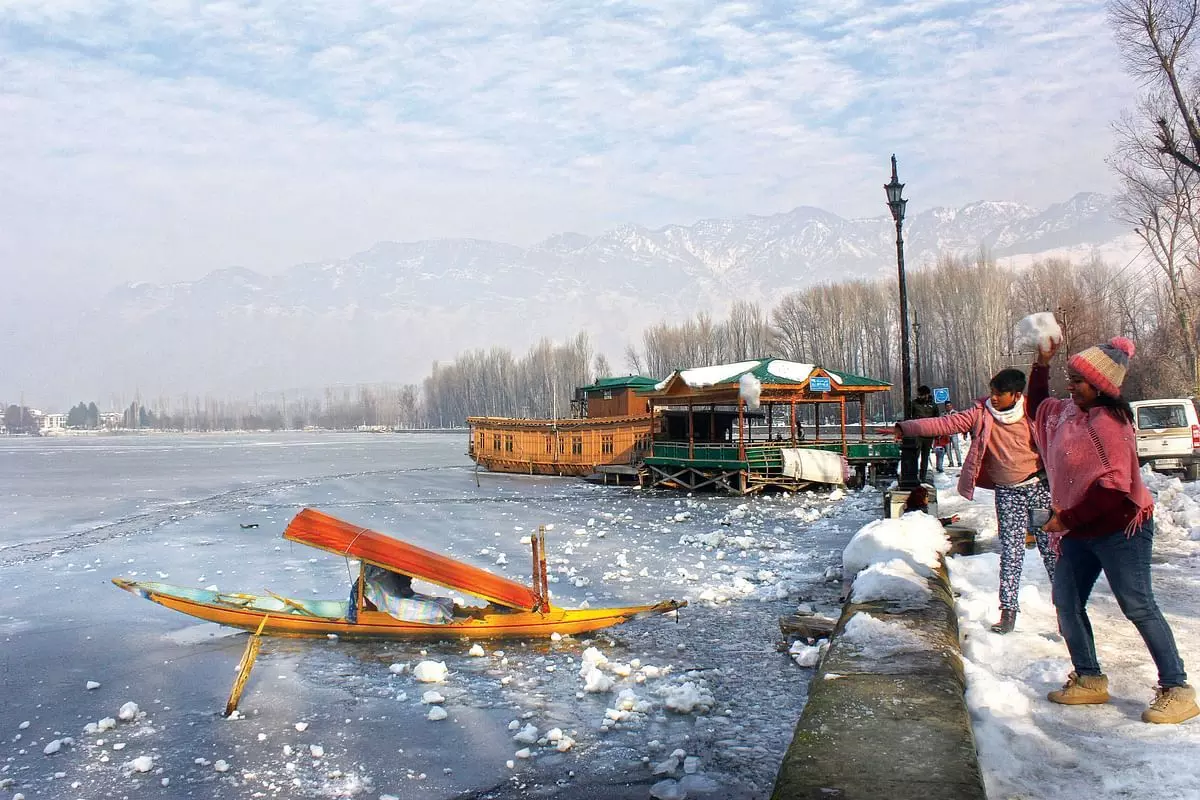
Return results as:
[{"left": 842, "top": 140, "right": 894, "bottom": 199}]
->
[
  {"left": 1048, "top": 672, "right": 1109, "bottom": 705},
  {"left": 1142, "top": 685, "right": 1199, "bottom": 724}
]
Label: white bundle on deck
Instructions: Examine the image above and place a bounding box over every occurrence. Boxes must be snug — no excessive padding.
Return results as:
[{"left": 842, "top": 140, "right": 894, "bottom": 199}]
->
[{"left": 1014, "top": 312, "right": 1063, "bottom": 353}]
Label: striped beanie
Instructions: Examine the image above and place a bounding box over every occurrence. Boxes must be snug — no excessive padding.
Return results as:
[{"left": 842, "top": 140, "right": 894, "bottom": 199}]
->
[{"left": 1067, "top": 337, "right": 1135, "bottom": 398}]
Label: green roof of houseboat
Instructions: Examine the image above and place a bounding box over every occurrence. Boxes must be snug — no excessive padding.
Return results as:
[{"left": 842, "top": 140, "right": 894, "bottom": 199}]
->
[{"left": 577, "top": 375, "right": 660, "bottom": 393}]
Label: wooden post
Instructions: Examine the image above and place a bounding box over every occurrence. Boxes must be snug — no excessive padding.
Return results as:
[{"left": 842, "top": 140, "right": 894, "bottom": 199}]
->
[
  {"left": 789, "top": 400, "right": 796, "bottom": 442},
  {"left": 709, "top": 404, "right": 715, "bottom": 442},
  {"left": 531, "top": 529, "right": 543, "bottom": 610},
  {"left": 840, "top": 396, "right": 848, "bottom": 457},
  {"left": 814, "top": 402, "right": 821, "bottom": 442},
  {"left": 225, "top": 614, "right": 269, "bottom": 717},
  {"left": 355, "top": 562, "right": 365, "bottom": 615},
  {"left": 537, "top": 526, "right": 549, "bottom": 611},
  {"left": 688, "top": 401, "right": 694, "bottom": 460},
  {"left": 738, "top": 396, "right": 746, "bottom": 461},
  {"left": 767, "top": 401, "right": 773, "bottom": 441},
  {"left": 860, "top": 395, "right": 868, "bottom": 441}
]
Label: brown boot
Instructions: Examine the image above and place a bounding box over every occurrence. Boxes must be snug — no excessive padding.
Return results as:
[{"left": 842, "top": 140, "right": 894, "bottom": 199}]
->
[
  {"left": 1142, "top": 685, "right": 1199, "bottom": 724},
  {"left": 990, "top": 609, "right": 1017, "bottom": 634},
  {"left": 1048, "top": 672, "right": 1109, "bottom": 705}
]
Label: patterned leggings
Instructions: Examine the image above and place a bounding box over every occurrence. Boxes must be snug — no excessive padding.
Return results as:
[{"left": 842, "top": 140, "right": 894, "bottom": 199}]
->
[{"left": 994, "top": 479, "right": 1056, "bottom": 611}]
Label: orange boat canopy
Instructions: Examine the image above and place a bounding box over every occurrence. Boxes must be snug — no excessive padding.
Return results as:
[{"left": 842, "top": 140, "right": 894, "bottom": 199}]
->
[{"left": 283, "top": 508, "right": 541, "bottom": 611}]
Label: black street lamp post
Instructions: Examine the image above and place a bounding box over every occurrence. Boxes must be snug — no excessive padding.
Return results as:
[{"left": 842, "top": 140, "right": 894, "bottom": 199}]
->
[
  {"left": 913, "top": 316, "right": 923, "bottom": 387},
  {"left": 885, "top": 155, "right": 920, "bottom": 488}
]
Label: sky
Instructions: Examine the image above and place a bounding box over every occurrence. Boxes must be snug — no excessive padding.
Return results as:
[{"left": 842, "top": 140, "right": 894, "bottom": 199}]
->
[{"left": 1, "top": 0, "right": 1137, "bottom": 296}]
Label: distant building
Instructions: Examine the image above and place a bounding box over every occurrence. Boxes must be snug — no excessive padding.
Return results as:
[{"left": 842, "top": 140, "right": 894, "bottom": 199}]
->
[
  {"left": 39, "top": 413, "right": 67, "bottom": 432},
  {"left": 99, "top": 411, "right": 124, "bottom": 430}
]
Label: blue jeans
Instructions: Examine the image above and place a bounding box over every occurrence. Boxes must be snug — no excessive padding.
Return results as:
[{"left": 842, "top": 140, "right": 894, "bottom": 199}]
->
[{"left": 1053, "top": 520, "right": 1188, "bottom": 687}]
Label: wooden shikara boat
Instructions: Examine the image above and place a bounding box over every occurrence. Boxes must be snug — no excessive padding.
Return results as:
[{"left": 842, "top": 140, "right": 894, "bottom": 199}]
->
[{"left": 112, "top": 508, "right": 685, "bottom": 640}]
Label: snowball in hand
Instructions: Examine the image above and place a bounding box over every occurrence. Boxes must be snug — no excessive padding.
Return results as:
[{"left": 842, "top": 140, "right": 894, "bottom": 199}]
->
[{"left": 1014, "top": 312, "right": 1062, "bottom": 353}]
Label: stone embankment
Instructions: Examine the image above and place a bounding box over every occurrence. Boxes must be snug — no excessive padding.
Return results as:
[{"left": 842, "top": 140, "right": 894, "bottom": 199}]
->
[{"left": 772, "top": 520, "right": 986, "bottom": 800}]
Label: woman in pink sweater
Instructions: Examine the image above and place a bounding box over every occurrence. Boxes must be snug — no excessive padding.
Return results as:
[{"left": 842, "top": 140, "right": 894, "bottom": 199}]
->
[
  {"left": 1030, "top": 337, "right": 1195, "bottom": 724},
  {"left": 898, "top": 369, "right": 1055, "bottom": 634}
]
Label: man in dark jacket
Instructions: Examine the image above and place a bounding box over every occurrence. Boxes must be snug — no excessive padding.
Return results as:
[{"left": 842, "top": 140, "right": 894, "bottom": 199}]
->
[{"left": 909, "top": 385, "right": 939, "bottom": 482}]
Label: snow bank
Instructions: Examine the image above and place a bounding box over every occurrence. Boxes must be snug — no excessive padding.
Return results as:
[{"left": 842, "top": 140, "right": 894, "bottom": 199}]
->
[{"left": 842, "top": 512, "right": 950, "bottom": 579}]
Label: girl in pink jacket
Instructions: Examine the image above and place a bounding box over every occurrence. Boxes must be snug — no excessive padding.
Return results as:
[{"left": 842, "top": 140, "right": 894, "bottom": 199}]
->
[{"left": 898, "top": 368, "right": 1055, "bottom": 634}]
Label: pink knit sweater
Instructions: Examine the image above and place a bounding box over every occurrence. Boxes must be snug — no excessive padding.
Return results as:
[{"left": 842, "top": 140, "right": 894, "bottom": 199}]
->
[
  {"left": 1029, "top": 367, "right": 1153, "bottom": 539},
  {"left": 897, "top": 400, "right": 1041, "bottom": 500}
]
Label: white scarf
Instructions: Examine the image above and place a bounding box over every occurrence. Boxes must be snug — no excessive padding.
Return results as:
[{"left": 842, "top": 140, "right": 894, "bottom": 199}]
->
[{"left": 985, "top": 395, "right": 1025, "bottom": 425}]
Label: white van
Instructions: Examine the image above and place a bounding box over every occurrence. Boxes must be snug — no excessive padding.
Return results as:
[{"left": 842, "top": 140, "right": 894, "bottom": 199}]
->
[{"left": 1130, "top": 398, "right": 1199, "bottom": 481}]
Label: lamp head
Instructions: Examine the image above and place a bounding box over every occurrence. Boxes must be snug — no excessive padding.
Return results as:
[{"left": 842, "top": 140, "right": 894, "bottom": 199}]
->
[{"left": 884, "top": 154, "right": 906, "bottom": 221}]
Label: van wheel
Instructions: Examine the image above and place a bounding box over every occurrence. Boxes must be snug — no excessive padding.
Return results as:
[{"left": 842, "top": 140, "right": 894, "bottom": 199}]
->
[{"left": 1186, "top": 462, "right": 1200, "bottom": 482}]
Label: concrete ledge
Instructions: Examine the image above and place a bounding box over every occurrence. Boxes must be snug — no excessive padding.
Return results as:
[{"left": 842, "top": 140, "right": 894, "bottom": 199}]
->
[{"left": 771, "top": 559, "right": 986, "bottom": 800}]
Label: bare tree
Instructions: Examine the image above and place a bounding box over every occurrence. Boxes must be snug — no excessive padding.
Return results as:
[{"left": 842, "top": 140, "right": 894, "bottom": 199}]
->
[{"left": 1111, "top": 0, "right": 1200, "bottom": 392}]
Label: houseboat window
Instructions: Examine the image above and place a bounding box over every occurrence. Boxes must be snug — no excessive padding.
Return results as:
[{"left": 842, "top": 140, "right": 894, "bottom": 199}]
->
[
  {"left": 477, "top": 432, "right": 484, "bottom": 450},
  {"left": 545, "top": 435, "right": 554, "bottom": 454},
  {"left": 493, "top": 433, "right": 501, "bottom": 451},
  {"left": 601, "top": 434, "right": 614, "bottom": 455},
  {"left": 504, "top": 434, "right": 514, "bottom": 452},
  {"left": 571, "top": 436, "right": 583, "bottom": 455},
  {"left": 558, "top": 437, "right": 565, "bottom": 454},
  {"left": 603, "top": 390, "right": 613, "bottom": 400}
]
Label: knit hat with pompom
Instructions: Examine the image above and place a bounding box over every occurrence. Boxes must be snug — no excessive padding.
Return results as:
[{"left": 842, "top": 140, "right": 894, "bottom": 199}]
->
[{"left": 1067, "top": 337, "right": 1135, "bottom": 397}]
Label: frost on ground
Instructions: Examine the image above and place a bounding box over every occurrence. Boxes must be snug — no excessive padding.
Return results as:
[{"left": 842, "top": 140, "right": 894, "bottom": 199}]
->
[{"left": 942, "top": 465, "right": 1200, "bottom": 800}]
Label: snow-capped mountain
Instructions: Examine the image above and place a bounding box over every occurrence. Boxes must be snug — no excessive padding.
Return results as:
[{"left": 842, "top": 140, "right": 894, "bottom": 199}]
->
[{"left": 14, "top": 192, "right": 1136, "bottom": 402}]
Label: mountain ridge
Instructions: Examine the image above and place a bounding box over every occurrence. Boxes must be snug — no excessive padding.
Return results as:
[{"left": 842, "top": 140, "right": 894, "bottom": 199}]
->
[{"left": 11, "top": 192, "right": 1137, "bottom": 403}]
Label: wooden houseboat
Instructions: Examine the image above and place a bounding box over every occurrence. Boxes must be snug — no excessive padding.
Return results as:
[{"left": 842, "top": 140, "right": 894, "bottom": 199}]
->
[
  {"left": 467, "top": 376, "right": 659, "bottom": 477},
  {"left": 640, "top": 358, "right": 900, "bottom": 494}
]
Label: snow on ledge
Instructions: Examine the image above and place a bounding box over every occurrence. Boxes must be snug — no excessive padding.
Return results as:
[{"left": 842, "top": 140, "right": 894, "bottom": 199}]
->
[{"left": 842, "top": 512, "right": 951, "bottom": 590}]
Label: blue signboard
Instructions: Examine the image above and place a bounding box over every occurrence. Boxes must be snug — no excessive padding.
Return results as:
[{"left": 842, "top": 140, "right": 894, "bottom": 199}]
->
[
  {"left": 933, "top": 387, "right": 950, "bottom": 404},
  {"left": 809, "top": 376, "right": 832, "bottom": 393}
]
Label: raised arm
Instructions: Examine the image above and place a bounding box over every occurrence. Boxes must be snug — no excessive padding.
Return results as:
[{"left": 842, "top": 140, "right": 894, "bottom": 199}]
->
[
  {"left": 898, "top": 408, "right": 978, "bottom": 439},
  {"left": 1026, "top": 340, "right": 1057, "bottom": 417}
]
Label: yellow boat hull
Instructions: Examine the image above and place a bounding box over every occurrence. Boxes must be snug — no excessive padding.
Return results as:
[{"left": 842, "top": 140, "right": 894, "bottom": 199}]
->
[{"left": 112, "top": 578, "right": 684, "bottom": 640}]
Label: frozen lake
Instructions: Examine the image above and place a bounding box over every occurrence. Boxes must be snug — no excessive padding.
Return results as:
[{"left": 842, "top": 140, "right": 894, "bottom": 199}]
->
[{"left": 0, "top": 433, "right": 880, "bottom": 799}]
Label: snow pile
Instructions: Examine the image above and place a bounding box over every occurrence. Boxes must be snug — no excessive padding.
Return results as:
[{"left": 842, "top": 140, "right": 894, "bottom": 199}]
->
[
  {"left": 1143, "top": 470, "right": 1200, "bottom": 540},
  {"left": 849, "top": 558, "right": 933, "bottom": 608},
  {"left": 839, "top": 612, "right": 928, "bottom": 659},
  {"left": 842, "top": 512, "right": 950, "bottom": 579},
  {"left": 738, "top": 373, "right": 762, "bottom": 411},
  {"left": 1013, "top": 312, "right": 1063, "bottom": 353}
]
